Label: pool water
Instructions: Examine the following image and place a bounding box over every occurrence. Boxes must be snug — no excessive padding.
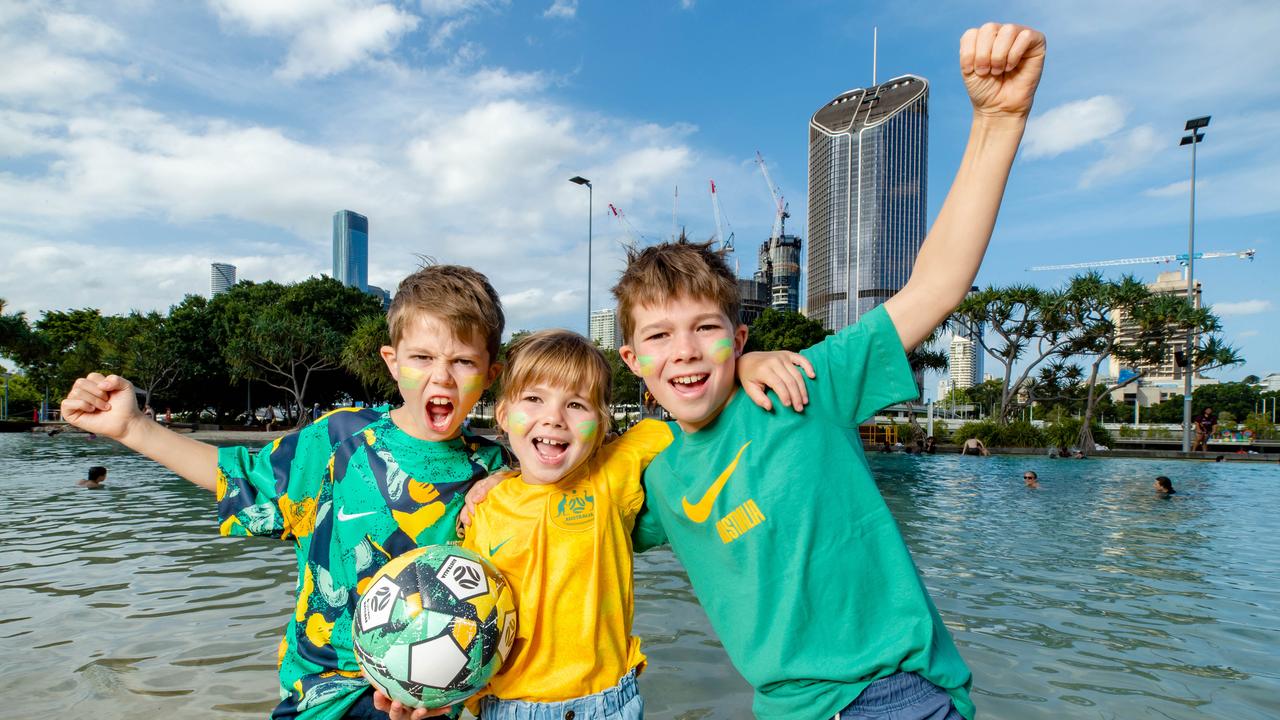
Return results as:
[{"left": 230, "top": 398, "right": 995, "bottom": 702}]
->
[{"left": 1, "top": 434, "right": 1277, "bottom": 718}]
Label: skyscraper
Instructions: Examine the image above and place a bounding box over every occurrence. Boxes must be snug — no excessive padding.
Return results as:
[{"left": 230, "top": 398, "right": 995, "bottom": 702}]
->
[
  {"left": 590, "top": 308, "right": 622, "bottom": 351},
  {"left": 333, "top": 210, "right": 369, "bottom": 292},
  {"left": 210, "top": 262, "right": 236, "bottom": 297},
  {"left": 755, "top": 234, "right": 803, "bottom": 313},
  {"left": 807, "top": 74, "right": 928, "bottom": 331}
]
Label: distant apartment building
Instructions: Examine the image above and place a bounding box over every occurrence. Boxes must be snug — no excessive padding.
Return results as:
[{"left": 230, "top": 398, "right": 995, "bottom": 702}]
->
[
  {"left": 210, "top": 263, "right": 236, "bottom": 297},
  {"left": 590, "top": 308, "right": 622, "bottom": 351},
  {"left": 807, "top": 74, "right": 929, "bottom": 331},
  {"left": 333, "top": 210, "right": 369, "bottom": 292},
  {"left": 1109, "top": 270, "right": 1212, "bottom": 406},
  {"left": 948, "top": 334, "right": 978, "bottom": 390}
]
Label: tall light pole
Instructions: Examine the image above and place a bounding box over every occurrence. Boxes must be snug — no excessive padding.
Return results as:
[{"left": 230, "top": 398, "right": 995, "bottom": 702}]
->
[
  {"left": 569, "top": 176, "right": 593, "bottom": 331},
  {"left": 1180, "top": 115, "right": 1210, "bottom": 453}
]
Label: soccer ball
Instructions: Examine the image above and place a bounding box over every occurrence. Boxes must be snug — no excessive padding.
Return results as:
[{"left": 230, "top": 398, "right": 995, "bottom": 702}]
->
[{"left": 353, "top": 545, "right": 517, "bottom": 708}]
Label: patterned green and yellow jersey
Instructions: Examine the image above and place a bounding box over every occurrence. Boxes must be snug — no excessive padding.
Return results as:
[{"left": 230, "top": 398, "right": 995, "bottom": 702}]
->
[{"left": 216, "top": 406, "right": 509, "bottom": 720}]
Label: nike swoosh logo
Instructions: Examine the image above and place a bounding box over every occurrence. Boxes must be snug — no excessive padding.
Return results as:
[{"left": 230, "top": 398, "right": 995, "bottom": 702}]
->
[
  {"left": 337, "top": 508, "right": 375, "bottom": 522},
  {"left": 682, "top": 441, "right": 751, "bottom": 523},
  {"left": 488, "top": 536, "right": 514, "bottom": 556}
]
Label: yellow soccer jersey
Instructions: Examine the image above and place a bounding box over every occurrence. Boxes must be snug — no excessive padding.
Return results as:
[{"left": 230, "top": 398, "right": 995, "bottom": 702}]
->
[{"left": 463, "top": 419, "right": 673, "bottom": 702}]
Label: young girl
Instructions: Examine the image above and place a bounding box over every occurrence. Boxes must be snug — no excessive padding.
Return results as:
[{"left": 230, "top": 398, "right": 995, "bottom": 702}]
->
[{"left": 372, "top": 329, "right": 810, "bottom": 720}]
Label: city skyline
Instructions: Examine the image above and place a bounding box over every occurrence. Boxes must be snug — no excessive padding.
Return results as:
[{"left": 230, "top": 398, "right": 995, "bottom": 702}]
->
[{"left": 0, "top": 2, "right": 1275, "bottom": 395}]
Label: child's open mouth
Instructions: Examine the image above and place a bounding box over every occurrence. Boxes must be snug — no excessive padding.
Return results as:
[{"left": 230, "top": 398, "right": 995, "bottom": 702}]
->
[
  {"left": 531, "top": 437, "right": 569, "bottom": 464},
  {"left": 669, "top": 373, "right": 709, "bottom": 397},
  {"left": 426, "top": 396, "right": 454, "bottom": 432}
]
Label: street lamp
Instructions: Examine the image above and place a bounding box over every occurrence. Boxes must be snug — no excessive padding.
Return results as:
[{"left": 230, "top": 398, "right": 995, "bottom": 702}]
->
[
  {"left": 569, "top": 176, "right": 593, "bottom": 331},
  {"left": 1180, "top": 115, "right": 1209, "bottom": 453}
]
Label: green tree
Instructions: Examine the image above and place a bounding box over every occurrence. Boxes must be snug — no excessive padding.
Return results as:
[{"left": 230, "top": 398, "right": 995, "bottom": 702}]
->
[
  {"left": 602, "top": 348, "right": 642, "bottom": 411},
  {"left": 214, "top": 277, "right": 382, "bottom": 426},
  {"left": 165, "top": 294, "right": 236, "bottom": 420},
  {"left": 744, "top": 309, "right": 831, "bottom": 353},
  {"left": 342, "top": 314, "right": 397, "bottom": 404},
  {"left": 101, "top": 311, "right": 181, "bottom": 410},
  {"left": 954, "top": 285, "right": 1076, "bottom": 424}
]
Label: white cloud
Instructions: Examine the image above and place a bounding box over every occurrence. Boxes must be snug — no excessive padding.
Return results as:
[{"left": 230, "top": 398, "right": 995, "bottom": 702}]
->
[
  {"left": 209, "top": 0, "right": 420, "bottom": 79},
  {"left": 0, "top": 43, "right": 118, "bottom": 105},
  {"left": 1023, "top": 96, "right": 1125, "bottom": 160},
  {"left": 1213, "top": 300, "right": 1272, "bottom": 316},
  {"left": 680, "top": 0, "right": 695, "bottom": 9},
  {"left": 1238, "top": 330, "right": 1260, "bottom": 338},
  {"left": 1079, "top": 125, "right": 1163, "bottom": 188},
  {"left": 544, "top": 0, "right": 577, "bottom": 19},
  {"left": 44, "top": 12, "right": 123, "bottom": 52},
  {"left": 1143, "top": 179, "right": 1195, "bottom": 198}
]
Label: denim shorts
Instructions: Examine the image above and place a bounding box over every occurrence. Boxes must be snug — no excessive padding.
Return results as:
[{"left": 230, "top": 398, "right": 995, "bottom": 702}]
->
[
  {"left": 479, "top": 668, "right": 642, "bottom": 720},
  {"left": 834, "top": 672, "right": 964, "bottom": 720}
]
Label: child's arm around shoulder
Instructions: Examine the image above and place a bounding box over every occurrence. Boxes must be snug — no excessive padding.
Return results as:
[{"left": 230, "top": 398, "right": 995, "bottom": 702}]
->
[
  {"left": 62, "top": 373, "right": 219, "bottom": 491},
  {"left": 884, "top": 23, "right": 1044, "bottom": 350}
]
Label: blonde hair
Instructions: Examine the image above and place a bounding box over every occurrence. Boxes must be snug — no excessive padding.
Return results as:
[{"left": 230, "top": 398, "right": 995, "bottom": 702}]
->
[
  {"left": 611, "top": 236, "right": 738, "bottom": 343},
  {"left": 388, "top": 264, "right": 504, "bottom": 360},
  {"left": 498, "top": 330, "right": 612, "bottom": 449}
]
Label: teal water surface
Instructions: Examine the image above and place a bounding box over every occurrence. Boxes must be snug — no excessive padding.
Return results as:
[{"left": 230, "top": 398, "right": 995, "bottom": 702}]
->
[{"left": 1, "top": 433, "right": 1277, "bottom": 719}]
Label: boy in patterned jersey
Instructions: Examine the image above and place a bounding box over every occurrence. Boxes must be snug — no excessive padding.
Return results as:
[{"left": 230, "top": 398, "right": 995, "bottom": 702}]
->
[
  {"left": 61, "top": 264, "right": 511, "bottom": 720},
  {"left": 615, "top": 24, "right": 1045, "bottom": 720}
]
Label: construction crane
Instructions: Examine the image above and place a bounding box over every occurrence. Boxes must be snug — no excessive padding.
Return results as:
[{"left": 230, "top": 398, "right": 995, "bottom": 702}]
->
[
  {"left": 607, "top": 203, "right": 643, "bottom": 252},
  {"left": 1028, "top": 248, "right": 1256, "bottom": 272},
  {"left": 755, "top": 151, "right": 789, "bottom": 242},
  {"left": 709, "top": 179, "right": 735, "bottom": 253}
]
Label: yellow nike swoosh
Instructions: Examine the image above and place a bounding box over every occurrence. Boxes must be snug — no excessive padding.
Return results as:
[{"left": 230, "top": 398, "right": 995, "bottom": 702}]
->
[{"left": 682, "top": 441, "right": 751, "bottom": 523}]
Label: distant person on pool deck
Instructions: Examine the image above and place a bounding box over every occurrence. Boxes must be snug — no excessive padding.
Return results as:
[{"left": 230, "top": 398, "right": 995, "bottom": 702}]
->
[
  {"left": 77, "top": 466, "right": 106, "bottom": 489},
  {"left": 1155, "top": 476, "right": 1175, "bottom": 495},
  {"left": 961, "top": 437, "right": 989, "bottom": 456},
  {"left": 1215, "top": 455, "right": 1225, "bottom": 462},
  {"left": 1023, "top": 470, "right": 1039, "bottom": 488},
  {"left": 1193, "top": 407, "right": 1216, "bottom": 452}
]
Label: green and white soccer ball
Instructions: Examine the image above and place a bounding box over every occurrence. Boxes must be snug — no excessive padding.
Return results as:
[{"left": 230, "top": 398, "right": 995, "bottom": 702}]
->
[{"left": 353, "top": 545, "right": 517, "bottom": 708}]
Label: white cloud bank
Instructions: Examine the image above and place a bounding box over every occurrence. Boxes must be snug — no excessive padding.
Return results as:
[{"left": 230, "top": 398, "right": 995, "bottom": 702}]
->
[
  {"left": 1213, "top": 300, "right": 1272, "bottom": 316},
  {"left": 1023, "top": 96, "right": 1126, "bottom": 159}
]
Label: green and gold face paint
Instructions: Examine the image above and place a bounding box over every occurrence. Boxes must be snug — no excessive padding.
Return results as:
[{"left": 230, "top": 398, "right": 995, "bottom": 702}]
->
[
  {"left": 397, "top": 364, "right": 427, "bottom": 390},
  {"left": 460, "top": 373, "right": 485, "bottom": 395},
  {"left": 637, "top": 355, "right": 656, "bottom": 376},
  {"left": 711, "top": 337, "right": 734, "bottom": 364},
  {"left": 576, "top": 419, "right": 599, "bottom": 442},
  {"left": 507, "top": 410, "right": 529, "bottom": 436}
]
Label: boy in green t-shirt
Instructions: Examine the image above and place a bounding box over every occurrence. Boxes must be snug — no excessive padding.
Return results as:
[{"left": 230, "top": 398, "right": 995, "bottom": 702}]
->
[
  {"left": 61, "top": 264, "right": 510, "bottom": 720},
  {"left": 615, "top": 23, "right": 1045, "bottom": 720}
]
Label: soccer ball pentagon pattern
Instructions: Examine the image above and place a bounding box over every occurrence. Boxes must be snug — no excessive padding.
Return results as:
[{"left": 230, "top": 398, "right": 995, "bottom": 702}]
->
[{"left": 353, "top": 545, "right": 517, "bottom": 708}]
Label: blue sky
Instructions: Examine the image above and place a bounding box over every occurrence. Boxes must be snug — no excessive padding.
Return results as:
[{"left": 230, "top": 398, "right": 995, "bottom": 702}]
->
[{"left": 2, "top": 0, "right": 1276, "bottom": 396}]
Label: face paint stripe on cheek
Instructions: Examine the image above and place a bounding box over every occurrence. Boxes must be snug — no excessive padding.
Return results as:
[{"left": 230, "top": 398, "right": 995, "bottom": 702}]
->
[
  {"left": 711, "top": 337, "right": 734, "bottom": 364},
  {"left": 398, "top": 364, "right": 426, "bottom": 389},
  {"left": 576, "top": 419, "right": 598, "bottom": 441},
  {"left": 637, "top": 355, "right": 656, "bottom": 376},
  {"left": 460, "top": 374, "right": 484, "bottom": 395},
  {"left": 508, "top": 411, "right": 529, "bottom": 435}
]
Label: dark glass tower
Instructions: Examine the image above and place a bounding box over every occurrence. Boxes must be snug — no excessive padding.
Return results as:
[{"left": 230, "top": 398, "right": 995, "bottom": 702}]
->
[
  {"left": 332, "top": 210, "right": 369, "bottom": 292},
  {"left": 807, "top": 75, "right": 928, "bottom": 330}
]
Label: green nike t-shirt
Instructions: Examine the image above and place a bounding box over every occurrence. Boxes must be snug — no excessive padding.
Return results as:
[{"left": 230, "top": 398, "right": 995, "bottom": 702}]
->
[
  {"left": 637, "top": 305, "right": 974, "bottom": 720},
  {"left": 216, "top": 406, "right": 509, "bottom": 720}
]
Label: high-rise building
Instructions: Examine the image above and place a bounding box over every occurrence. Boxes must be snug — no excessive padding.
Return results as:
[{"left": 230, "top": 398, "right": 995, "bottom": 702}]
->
[
  {"left": 333, "top": 210, "right": 369, "bottom": 292},
  {"left": 210, "top": 263, "right": 236, "bottom": 296},
  {"left": 1109, "top": 270, "right": 1209, "bottom": 406},
  {"left": 755, "top": 235, "right": 803, "bottom": 313},
  {"left": 948, "top": 334, "right": 977, "bottom": 390},
  {"left": 807, "top": 74, "right": 929, "bottom": 331},
  {"left": 590, "top": 308, "right": 622, "bottom": 351},
  {"left": 368, "top": 285, "right": 392, "bottom": 311},
  {"left": 955, "top": 286, "right": 984, "bottom": 382},
  {"left": 737, "top": 278, "right": 769, "bottom": 326}
]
